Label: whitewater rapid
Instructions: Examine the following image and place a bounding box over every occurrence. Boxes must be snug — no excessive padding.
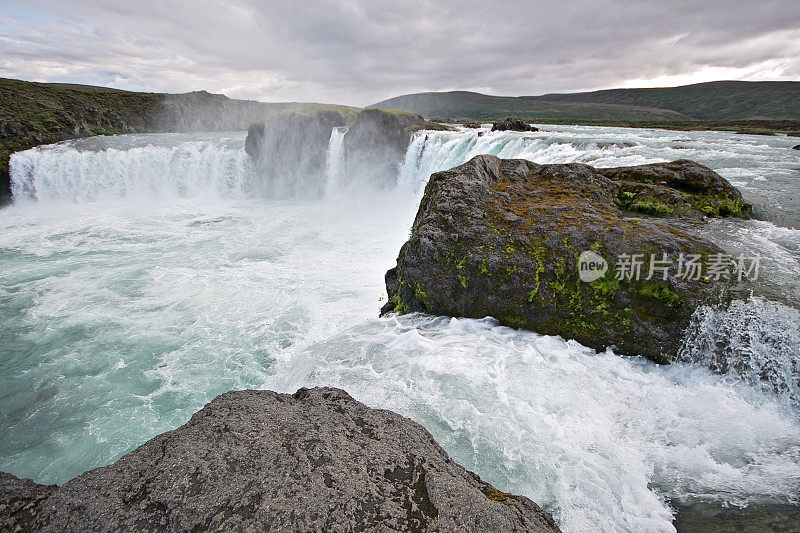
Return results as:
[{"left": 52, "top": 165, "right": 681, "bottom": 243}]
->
[{"left": 2, "top": 125, "right": 800, "bottom": 532}]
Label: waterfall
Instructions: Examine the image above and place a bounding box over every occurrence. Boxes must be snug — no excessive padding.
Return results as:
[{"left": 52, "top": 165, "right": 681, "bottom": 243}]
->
[
  {"left": 9, "top": 127, "right": 666, "bottom": 204},
  {"left": 396, "top": 127, "right": 667, "bottom": 193},
  {"left": 10, "top": 134, "right": 255, "bottom": 202},
  {"left": 324, "top": 126, "right": 348, "bottom": 194}
]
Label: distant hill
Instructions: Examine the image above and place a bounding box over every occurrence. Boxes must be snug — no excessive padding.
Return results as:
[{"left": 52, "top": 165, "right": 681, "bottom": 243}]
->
[
  {"left": 0, "top": 77, "right": 354, "bottom": 202},
  {"left": 369, "top": 81, "right": 800, "bottom": 123}
]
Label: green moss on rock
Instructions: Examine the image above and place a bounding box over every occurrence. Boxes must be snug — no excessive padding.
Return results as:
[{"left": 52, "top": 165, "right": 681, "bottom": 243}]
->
[{"left": 382, "top": 155, "right": 739, "bottom": 363}]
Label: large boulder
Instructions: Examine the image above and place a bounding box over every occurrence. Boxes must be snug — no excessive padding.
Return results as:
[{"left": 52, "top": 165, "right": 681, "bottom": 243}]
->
[
  {"left": 381, "top": 156, "right": 752, "bottom": 363},
  {"left": 598, "top": 159, "right": 752, "bottom": 218},
  {"left": 0, "top": 387, "right": 558, "bottom": 532}
]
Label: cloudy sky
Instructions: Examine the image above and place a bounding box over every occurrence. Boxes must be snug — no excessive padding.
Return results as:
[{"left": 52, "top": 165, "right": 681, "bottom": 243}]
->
[{"left": 1, "top": 0, "right": 798, "bottom": 107}]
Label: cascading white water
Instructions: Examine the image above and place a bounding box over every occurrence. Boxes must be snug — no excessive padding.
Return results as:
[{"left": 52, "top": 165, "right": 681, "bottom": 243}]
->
[
  {"left": 397, "top": 127, "right": 665, "bottom": 193},
  {"left": 324, "top": 126, "right": 348, "bottom": 194},
  {"left": 3, "top": 124, "right": 800, "bottom": 532},
  {"left": 10, "top": 133, "right": 255, "bottom": 202},
  {"left": 397, "top": 126, "right": 800, "bottom": 230}
]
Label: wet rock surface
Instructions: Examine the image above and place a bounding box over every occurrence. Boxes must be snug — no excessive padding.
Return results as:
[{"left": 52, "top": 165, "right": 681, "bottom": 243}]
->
[
  {"left": 491, "top": 118, "right": 538, "bottom": 132},
  {"left": 245, "top": 110, "right": 347, "bottom": 196},
  {"left": 0, "top": 387, "right": 558, "bottom": 532},
  {"left": 382, "top": 155, "right": 751, "bottom": 362},
  {"left": 245, "top": 108, "right": 445, "bottom": 196},
  {"left": 343, "top": 108, "right": 442, "bottom": 188}
]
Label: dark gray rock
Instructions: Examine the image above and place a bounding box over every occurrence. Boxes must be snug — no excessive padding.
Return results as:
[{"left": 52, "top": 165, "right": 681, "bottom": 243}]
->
[
  {"left": 491, "top": 118, "right": 538, "bottom": 132},
  {"left": 244, "top": 108, "right": 448, "bottom": 196},
  {"left": 793, "top": 144, "right": 800, "bottom": 150},
  {"left": 382, "top": 155, "right": 751, "bottom": 363},
  {"left": 598, "top": 159, "right": 752, "bottom": 218},
  {"left": 0, "top": 387, "right": 558, "bottom": 532},
  {"left": 0, "top": 473, "right": 55, "bottom": 532},
  {"left": 342, "top": 109, "right": 441, "bottom": 189},
  {"left": 245, "top": 110, "right": 347, "bottom": 197},
  {"left": 673, "top": 501, "right": 800, "bottom": 532}
]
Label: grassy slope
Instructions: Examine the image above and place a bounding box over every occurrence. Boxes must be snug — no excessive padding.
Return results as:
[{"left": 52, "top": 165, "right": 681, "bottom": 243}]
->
[
  {"left": 539, "top": 81, "right": 800, "bottom": 120},
  {"left": 369, "top": 81, "right": 800, "bottom": 131},
  {"left": 0, "top": 77, "right": 355, "bottom": 201},
  {"left": 1, "top": 78, "right": 157, "bottom": 198},
  {"left": 369, "top": 91, "right": 691, "bottom": 122}
]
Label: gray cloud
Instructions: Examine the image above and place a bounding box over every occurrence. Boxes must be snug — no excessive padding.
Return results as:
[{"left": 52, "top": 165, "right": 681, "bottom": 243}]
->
[{"left": 1, "top": 0, "right": 798, "bottom": 106}]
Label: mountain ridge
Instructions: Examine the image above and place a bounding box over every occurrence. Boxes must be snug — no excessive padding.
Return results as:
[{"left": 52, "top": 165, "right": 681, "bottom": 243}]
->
[{"left": 369, "top": 81, "right": 800, "bottom": 123}]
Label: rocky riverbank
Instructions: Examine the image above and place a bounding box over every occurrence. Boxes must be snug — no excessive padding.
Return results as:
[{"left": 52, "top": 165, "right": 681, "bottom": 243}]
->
[
  {"left": 381, "top": 155, "right": 753, "bottom": 363},
  {"left": 0, "top": 387, "right": 558, "bottom": 532}
]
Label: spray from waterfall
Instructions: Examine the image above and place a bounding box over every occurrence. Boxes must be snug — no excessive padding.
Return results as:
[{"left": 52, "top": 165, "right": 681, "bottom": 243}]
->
[{"left": 679, "top": 298, "right": 800, "bottom": 407}]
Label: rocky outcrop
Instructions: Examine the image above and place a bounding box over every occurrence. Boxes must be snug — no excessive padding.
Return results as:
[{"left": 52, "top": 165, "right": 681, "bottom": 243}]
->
[
  {"left": 598, "top": 159, "right": 752, "bottom": 218},
  {"left": 0, "top": 387, "right": 558, "bottom": 532},
  {"left": 245, "top": 108, "right": 448, "bottom": 196},
  {"left": 0, "top": 474, "right": 55, "bottom": 531},
  {"left": 343, "top": 109, "right": 440, "bottom": 188},
  {"left": 492, "top": 118, "right": 538, "bottom": 132},
  {"left": 381, "top": 156, "right": 752, "bottom": 363},
  {"left": 245, "top": 110, "right": 348, "bottom": 197}
]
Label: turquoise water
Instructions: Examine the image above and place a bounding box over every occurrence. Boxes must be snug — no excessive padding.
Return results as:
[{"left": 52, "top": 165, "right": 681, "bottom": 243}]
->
[
  {"left": 0, "top": 196, "right": 415, "bottom": 484},
  {"left": 2, "top": 127, "right": 799, "bottom": 532}
]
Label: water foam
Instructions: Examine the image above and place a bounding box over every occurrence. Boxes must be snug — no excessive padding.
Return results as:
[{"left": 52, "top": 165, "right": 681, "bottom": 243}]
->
[
  {"left": 3, "top": 127, "right": 800, "bottom": 532},
  {"left": 262, "top": 314, "right": 800, "bottom": 532},
  {"left": 680, "top": 298, "right": 800, "bottom": 406}
]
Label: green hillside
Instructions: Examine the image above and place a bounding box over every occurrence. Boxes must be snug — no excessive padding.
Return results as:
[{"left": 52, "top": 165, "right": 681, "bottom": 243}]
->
[
  {"left": 539, "top": 81, "right": 800, "bottom": 120},
  {"left": 369, "top": 81, "right": 800, "bottom": 125}
]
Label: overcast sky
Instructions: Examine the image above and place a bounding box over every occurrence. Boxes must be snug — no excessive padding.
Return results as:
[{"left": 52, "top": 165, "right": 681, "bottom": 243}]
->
[{"left": 1, "top": 0, "right": 798, "bottom": 107}]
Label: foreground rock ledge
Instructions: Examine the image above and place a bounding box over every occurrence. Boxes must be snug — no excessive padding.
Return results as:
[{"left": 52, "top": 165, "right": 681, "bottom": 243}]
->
[
  {"left": 0, "top": 388, "right": 558, "bottom": 532},
  {"left": 382, "top": 155, "right": 752, "bottom": 363}
]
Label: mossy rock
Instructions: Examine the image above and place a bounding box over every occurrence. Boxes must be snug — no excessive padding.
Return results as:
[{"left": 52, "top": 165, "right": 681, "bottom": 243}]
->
[
  {"left": 600, "top": 159, "right": 753, "bottom": 219},
  {"left": 382, "top": 155, "right": 747, "bottom": 363}
]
